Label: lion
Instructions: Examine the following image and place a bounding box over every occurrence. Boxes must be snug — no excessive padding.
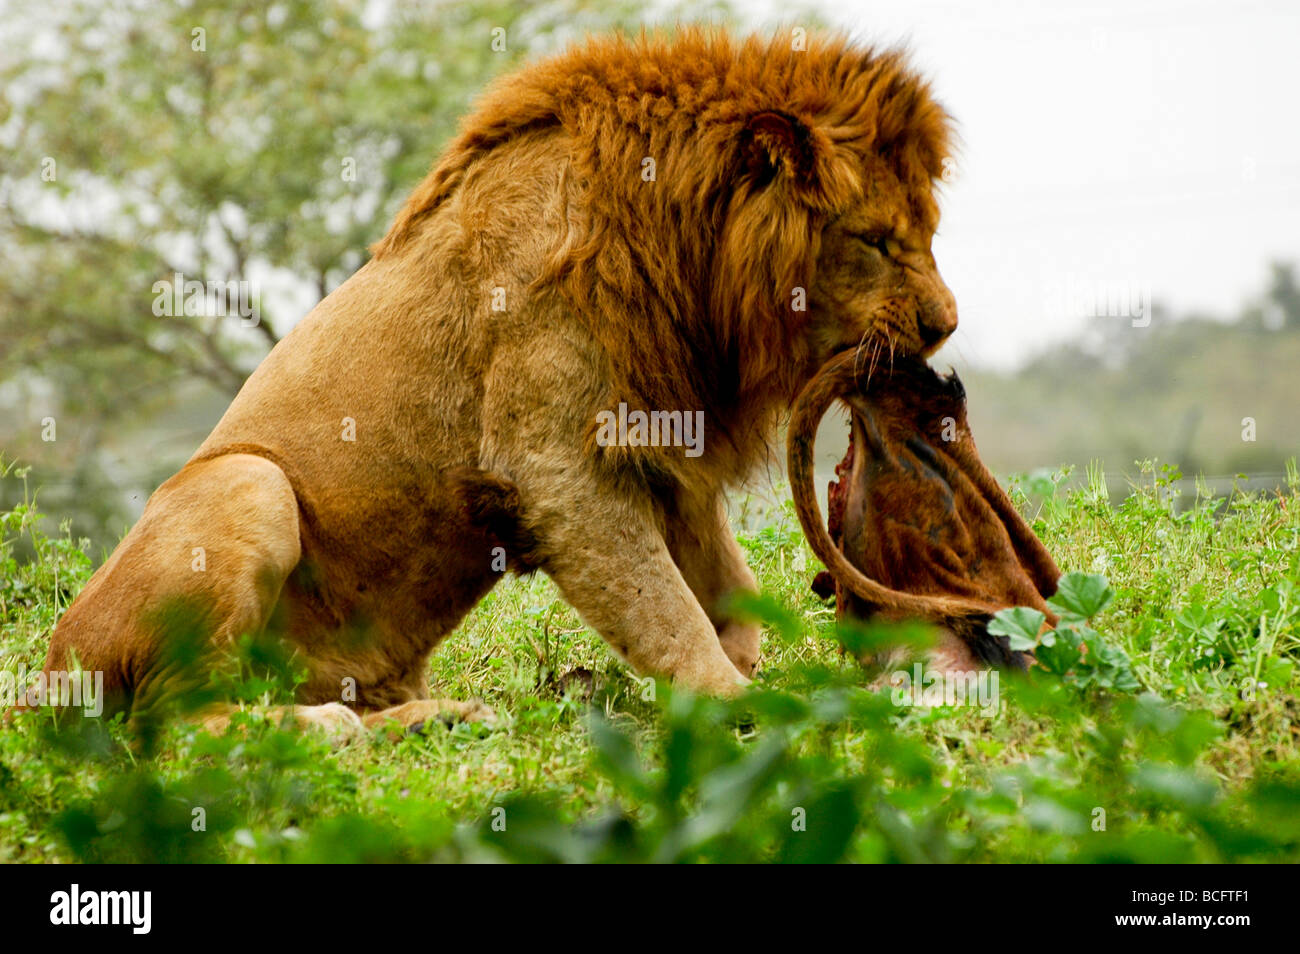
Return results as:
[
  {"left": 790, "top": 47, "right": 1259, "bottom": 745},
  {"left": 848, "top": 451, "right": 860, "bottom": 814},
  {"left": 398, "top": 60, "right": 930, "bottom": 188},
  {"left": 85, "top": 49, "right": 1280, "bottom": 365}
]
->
[{"left": 26, "top": 29, "right": 961, "bottom": 738}]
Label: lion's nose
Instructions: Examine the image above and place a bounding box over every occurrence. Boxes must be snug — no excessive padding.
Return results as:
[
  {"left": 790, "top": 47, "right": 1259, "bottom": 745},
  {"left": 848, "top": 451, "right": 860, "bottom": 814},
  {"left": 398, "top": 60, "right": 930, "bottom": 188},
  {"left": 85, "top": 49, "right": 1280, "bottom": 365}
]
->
[{"left": 918, "top": 299, "right": 957, "bottom": 349}]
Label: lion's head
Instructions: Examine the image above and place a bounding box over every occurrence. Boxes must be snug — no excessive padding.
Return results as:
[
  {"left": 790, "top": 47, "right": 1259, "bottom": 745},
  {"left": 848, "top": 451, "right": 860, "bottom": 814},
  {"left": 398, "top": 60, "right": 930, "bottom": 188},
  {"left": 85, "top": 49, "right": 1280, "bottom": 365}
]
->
[{"left": 374, "top": 29, "right": 957, "bottom": 484}]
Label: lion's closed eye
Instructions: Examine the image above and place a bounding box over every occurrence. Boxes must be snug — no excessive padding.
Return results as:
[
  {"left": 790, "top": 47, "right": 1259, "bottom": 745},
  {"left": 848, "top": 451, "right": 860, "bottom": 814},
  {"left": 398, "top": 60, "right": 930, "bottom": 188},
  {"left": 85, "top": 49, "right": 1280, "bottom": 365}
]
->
[{"left": 855, "top": 233, "right": 894, "bottom": 256}]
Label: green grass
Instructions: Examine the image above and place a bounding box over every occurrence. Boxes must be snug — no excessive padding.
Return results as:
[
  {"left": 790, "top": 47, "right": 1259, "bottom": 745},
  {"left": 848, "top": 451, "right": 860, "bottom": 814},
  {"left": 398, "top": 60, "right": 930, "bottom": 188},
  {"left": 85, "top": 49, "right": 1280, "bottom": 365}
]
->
[{"left": 1, "top": 458, "right": 1298, "bottom": 863}]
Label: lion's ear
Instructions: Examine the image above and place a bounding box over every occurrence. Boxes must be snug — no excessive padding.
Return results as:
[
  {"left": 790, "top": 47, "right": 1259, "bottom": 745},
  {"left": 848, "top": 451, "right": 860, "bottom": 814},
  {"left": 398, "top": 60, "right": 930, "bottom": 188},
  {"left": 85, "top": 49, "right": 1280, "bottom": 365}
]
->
[{"left": 743, "top": 111, "right": 817, "bottom": 184}]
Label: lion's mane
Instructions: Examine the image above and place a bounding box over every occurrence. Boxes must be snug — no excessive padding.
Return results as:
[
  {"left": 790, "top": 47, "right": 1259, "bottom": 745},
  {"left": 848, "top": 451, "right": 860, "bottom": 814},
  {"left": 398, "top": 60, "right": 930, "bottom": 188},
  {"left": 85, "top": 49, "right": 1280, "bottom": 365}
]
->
[{"left": 373, "top": 29, "right": 952, "bottom": 487}]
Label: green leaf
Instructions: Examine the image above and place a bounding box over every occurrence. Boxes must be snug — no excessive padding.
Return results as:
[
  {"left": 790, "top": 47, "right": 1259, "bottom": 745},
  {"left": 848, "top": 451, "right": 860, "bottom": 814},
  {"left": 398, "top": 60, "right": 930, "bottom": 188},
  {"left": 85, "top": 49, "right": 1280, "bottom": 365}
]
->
[
  {"left": 1131, "top": 764, "right": 1219, "bottom": 808},
  {"left": 1048, "top": 572, "right": 1114, "bottom": 620},
  {"left": 775, "top": 783, "right": 861, "bottom": 863},
  {"left": 1024, "top": 797, "right": 1088, "bottom": 834},
  {"left": 1036, "top": 636, "right": 1083, "bottom": 675},
  {"left": 1261, "top": 657, "right": 1294, "bottom": 692},
  {"left": 987, "top": 606, "right": 1047, "bottom": 651},
  {"left": 658, "top": 733, "right": 788, "bottom": 862},
  {"left": 587, "top": 714, "right": 648, "bottom": 799},
  {"left": 723, "top": 590, "right": 802, "bottom": 643}
]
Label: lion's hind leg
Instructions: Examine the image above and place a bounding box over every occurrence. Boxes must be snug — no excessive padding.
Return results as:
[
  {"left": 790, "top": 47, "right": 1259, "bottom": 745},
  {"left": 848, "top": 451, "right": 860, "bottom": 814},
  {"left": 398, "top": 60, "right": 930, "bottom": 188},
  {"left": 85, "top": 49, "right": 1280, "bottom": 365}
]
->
[{"left": 42, "top": 453, "right": 303, "bottom": 726}]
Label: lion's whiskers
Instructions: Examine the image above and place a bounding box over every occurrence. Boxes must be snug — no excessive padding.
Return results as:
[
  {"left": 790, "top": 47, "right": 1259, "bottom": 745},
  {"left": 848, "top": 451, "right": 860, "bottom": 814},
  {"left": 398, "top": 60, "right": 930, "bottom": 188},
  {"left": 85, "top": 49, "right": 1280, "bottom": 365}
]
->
[
  {"left": 864, "top": 334, "right": 884, "bottom": 387},
  {"left": 851, "top": 329, "right": 873, "bottom": 385}
]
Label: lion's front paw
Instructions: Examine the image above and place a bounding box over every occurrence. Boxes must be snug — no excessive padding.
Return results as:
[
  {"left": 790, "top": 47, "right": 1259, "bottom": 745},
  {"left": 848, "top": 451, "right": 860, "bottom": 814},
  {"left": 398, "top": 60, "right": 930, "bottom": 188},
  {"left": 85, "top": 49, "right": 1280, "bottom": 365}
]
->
[{"left": 363, "top": 698, "right": 500, "bottom": 739}]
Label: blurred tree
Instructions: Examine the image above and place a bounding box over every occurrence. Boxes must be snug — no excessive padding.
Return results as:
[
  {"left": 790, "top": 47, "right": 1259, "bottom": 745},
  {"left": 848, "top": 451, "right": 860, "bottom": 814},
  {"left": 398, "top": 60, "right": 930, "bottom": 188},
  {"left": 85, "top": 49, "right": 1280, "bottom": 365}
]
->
[
  {"left": 958, "top": 261, "right": 1300, "bottom": 485},
  {"left": 0, "top": 0, "right": 731, "bottom": 547},
  {"left": 1266, "top": 261, "right": 1300, "bottom": 330}
]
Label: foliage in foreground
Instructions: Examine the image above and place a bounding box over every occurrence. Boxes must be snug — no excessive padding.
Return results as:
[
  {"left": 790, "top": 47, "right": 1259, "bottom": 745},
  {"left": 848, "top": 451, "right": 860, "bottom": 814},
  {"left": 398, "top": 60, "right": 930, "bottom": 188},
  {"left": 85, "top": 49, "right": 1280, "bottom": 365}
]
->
[{"left": 1, "top": 459, "right": 1298, "bottom": 862}]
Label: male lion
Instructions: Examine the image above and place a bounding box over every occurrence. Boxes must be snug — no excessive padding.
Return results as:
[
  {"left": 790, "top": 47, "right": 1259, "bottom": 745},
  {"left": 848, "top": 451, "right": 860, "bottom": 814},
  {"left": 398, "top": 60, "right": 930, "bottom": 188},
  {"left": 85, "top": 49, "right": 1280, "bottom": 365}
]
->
[{"left": 30, "top": 30, "right": 960, "bottom": 736}]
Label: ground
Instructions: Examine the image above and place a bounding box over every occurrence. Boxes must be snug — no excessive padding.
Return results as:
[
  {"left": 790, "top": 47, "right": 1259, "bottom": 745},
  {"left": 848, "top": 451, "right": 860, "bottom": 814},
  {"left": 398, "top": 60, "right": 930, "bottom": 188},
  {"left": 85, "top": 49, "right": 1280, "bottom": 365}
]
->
[{"left": 0, "top": 459, "right": 1297, "bottom": 863}]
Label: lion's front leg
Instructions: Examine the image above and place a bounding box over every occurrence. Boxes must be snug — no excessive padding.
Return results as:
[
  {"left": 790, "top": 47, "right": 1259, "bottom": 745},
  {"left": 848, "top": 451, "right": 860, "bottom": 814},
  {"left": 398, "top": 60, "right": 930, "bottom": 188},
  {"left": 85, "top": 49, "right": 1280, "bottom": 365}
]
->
[
  {"left": 664, "top": 492, "right": 762, "bottom": 676},
  {"left": 482, "top": 334, "right": 747, "bottom": 696},
  {"left": 530, "top": 487, "right": 748, "bottom": 697}
]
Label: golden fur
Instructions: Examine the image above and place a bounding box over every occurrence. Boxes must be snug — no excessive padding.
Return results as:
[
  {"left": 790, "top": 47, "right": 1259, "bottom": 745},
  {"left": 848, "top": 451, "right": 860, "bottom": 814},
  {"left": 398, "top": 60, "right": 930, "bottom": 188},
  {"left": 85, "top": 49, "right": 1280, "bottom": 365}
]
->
[
  {"left": 376, "top": 28, "right": 957, "bottom": 492},
  {"left": 27, "top": 29, "right": 960, "bottom": 737}
]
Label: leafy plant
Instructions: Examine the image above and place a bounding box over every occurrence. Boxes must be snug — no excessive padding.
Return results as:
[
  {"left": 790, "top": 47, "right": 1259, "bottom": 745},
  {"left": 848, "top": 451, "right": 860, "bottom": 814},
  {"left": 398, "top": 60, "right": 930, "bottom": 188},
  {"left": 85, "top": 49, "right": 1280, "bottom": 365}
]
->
[{"left": 989, "top": 572, "right": 1140, "bottom": 691}]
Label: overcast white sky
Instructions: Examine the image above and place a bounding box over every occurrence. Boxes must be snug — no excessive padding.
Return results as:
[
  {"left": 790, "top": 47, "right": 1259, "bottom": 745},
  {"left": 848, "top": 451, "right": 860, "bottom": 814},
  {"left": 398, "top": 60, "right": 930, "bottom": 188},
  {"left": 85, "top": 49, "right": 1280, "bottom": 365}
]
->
[
  {"left": 24, "top": 0, "right": 1292, "bottom": 374},
  {"left": 745, "top": 0, "right": 1300, "bottom": 368}
]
